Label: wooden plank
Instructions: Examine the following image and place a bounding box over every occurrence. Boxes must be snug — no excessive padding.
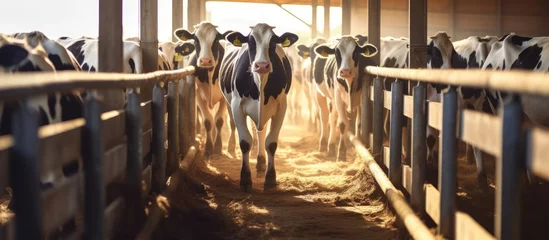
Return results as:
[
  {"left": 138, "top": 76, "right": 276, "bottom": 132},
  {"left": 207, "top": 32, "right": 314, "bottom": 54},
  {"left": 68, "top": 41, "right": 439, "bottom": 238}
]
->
[
  {"left": 39, "top": 118, "right": 84, "bottom": 180},
  {"left": 384, "top": 90, "right": 392, "bottom": 110},
  {"left": 142, "top": 129, "right": 153, "bottom": 159},
  {"left": 103, "top": 144, "right": 127, "bottom": 186},
  {"left": 428, "top": 101, "right": 442, "bottom": 130},
  {"left": 0, "top": 136, "right": 12, "bottom": 195},
  {"left": 383, "top": 146, "right": 390, "bottom": 168},
  {"left": 527, "top": 127, "right": 549, "bottom": 181},
  {"left": 104, "top": 198, "right": 125, "bottom": 239},
  {"left": 459, "top": 109, "right": 502, "bottom": 157},
  {"left": 142, "top": 165, "right": 152, "bottom": 197},
  {"left": 455, "top": 211, "right": 495, "bottom": 240},
  {"left": 102, "top": 110, "right": 126, "bottom": 150},
  {"left": 0, "top": 217, "right": 14, "bottom": 240},
  {"left": 403, "top": 95, "right": 413, "bottom": 118},
  {"left": 425, "top": 184, "right": 440, "bottom": 225},
  {"left": 402, "top": 165, "right": 412, "bottom": 194},
  {"left": 41, "top": 174, "right": 81, "bottom": 234}
]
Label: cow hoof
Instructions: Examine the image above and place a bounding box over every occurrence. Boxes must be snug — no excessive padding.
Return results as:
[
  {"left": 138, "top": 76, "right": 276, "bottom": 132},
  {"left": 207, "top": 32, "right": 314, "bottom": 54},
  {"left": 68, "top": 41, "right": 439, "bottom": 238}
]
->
[
  {"left": 327, "top": 144, "right": 336, "bottom": 158},
  {"left": 256, "top": 155, "right": 266, "bottom": 172},
  {"left": 337, "top": 155, "right": 347, "bottom": 162},
  {"left": 228, "top": 150, "right": 236, "bottom": 158},
  {"left": 265, "top": 169, "right": 277, "bottom": 188},
  {"left": 240, "top": 183, "right": 253, "bottom": 192},
  {"left": 240, "top": 171, "right": 252, "bottom": 192},
  {"left": 205, "top": 141, "right": 214, "bottom": 158},
  {"left": 264, "top": 181, "right": 278, "bottom": 190},
  {"left": 319, "top": 139, "right": 328, "bottom": 153}
]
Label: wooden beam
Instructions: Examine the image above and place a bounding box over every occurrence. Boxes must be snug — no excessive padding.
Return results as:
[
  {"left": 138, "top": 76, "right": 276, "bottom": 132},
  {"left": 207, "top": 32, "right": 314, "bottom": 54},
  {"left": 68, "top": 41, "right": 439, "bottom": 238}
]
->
[
  {"left": 199, "top": 0, "right": 206, "bottom": 21},
  {"left": 172, "top": 0, "right": 183, "bottom": 42},
  {"left": 408, "top": 0, "right": 427, "bottom": 69},
  {"left": 449, "top": 0, "right": 456, "bottom": 38},
  {"left": 368, "top": 0, "right": 380, "bottom": 65},
  {"left": 323, "top": 0, "right": 330, "bottom": 39},
  {"left": 496, "top": 0, "right": 502, "bottom": 36},
  {"left": 341, "top": 0, "right": 351, "bottom": 35},
  {"left": 186, "top": 0, "right": 201, "bottom": 29},
  {"left": 140, "top": 0, "right": 159, "bottom": 102},
  {"left": 312, "top": 0, "right": 318, "bottom": 39}
]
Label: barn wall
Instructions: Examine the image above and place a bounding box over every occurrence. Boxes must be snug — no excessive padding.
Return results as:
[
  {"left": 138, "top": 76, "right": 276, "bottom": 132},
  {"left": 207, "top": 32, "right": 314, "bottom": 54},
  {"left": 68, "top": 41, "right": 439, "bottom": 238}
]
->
[{"left": 349, "top": 0, "right": 549, "bottom": 41}]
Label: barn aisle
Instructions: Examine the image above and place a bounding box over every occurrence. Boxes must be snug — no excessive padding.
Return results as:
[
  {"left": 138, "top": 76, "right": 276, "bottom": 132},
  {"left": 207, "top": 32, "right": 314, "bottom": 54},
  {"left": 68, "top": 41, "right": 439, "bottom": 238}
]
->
[{"left": 153, "top": 118, "right": 400, "bottom": 239}]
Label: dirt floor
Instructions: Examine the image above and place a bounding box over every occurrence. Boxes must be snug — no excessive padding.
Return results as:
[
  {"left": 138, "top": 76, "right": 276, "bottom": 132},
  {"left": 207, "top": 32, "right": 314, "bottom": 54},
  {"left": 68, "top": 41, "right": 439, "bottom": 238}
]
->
[{"left": 153, "top": 119, "right": 401, "bottom": 240}]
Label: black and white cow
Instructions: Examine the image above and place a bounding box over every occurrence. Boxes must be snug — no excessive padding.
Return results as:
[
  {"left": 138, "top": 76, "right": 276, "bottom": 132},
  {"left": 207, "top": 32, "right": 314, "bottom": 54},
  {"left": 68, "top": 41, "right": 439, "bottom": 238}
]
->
[
  {"left": 173, "top": 21, "right": 233, "bottom": 158},
  {"left": 283, "top": 44, "right": 305, "bottom": 125},
  {"left": 0, "top": 33, "right": 83, "bottom": 189},
  {"left": 314, "top": 36, "right": 379, "bottom": 161},
  {"left": 158, "top": 40, "right": 196, "bottom": 70},
  {"left": 219, "top": 23, "right": 298, "bottom": 191}
]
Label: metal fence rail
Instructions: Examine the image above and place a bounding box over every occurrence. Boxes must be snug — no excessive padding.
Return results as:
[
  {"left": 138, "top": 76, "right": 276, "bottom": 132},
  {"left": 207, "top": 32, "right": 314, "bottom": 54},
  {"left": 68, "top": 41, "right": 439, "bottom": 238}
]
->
[
  {"left": 0, "top": 66, "right": 196, "bottom": 239},
  {"left": 355, "top": 66, "right": 549, "bottom": 240}
]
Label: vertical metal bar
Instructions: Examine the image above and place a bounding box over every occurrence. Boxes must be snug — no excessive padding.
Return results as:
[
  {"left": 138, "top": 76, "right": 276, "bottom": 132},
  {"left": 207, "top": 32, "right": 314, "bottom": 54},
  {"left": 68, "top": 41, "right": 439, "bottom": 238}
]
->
[
  {"left": 341, "top": 0, "right": 351, "bottom": 35},
  {"left": 368, "top": 0, "right": 381, "bottom": 65},
  {"left": 125, "top": 89, "right": 145, "bottom": 236},
  {"left": 323, "top": 0, "right": 330, "bottom": 39},
  {"left": 389, "top": 80, "right": 404, "bottom": 186},
  {"left": 311, "top": 0, "right": 318, "bottom": 39},
  {"left": 172, "top": 0, "right": 183, "bottom": 42},
  {"left": 187, "top": 76, "right": 196, "bottom": 146},
  {"left": 82, "top": 91, "right": 105, "bottom": 240},
  {"left": 373, "top": 77, "right": 384, "bottom": 163},
  {"left": 361, "top": 76, "right": 372, "bottom": 147},
  {"left": 411, "top": 83, "right": 426, "bottom": 215},
  {"left": 495, "top": 94, "right": 522, "bottom": 240},
  {"left": 10, "top": 100, "right": 41, "bottom": 240},
  {"left": 167, "top": 81, "right": 180, "bottom": 175},
  {"left": 438, "top": 86, "right": 458, "bottom": 238},
  {"left": 179, "top": 78, "right": 189, "bottom": 157},
  {"left": 152, "top": 84, "right": 166, "bottom": 192}
]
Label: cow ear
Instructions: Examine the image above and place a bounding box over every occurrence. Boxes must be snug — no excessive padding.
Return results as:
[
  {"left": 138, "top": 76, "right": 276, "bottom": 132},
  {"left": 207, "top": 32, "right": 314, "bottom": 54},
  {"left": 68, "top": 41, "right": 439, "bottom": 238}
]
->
[
  {"left": 296, "top": 44, "right": 310, "bottom": 59},
  {"left": 278, "top": 33, "right": 299, "bottom": 48},
  {"left": 174, "top": 28, "right": 194, "bottom": 41},
  {"left": 226, "top": 32, "right": 247, "bottom": 47},
  {"left": 314, "top": 44, "right": 335, "bottom": 58},
  {"left": 219, "top": 30, "right": 234, "bottom": 40},
  {"left": 360, "top": 44, "right": 378, "bottom": 57},
  {"left": 0, "top": 44, "right": 29, "bottom": 68},
  {"left": 355, "top": 34, "right": 368, "bottom": 45},
  {"left": 178, "top": 42, "right": 195, "bottom": 57}
]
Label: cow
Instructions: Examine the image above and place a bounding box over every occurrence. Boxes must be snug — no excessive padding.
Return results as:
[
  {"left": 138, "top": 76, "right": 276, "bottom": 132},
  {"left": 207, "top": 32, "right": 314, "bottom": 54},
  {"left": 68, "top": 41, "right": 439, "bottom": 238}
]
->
[
  {"left": 219, "top": 23, "right": 298, "bottom": 191},
  {"left": 313, "top": 36, "right": 379, "bottom": 161},
  {"left": 158, "top": 40, "right": 196, "bottom": 70},
  {"left": 172, "top": 21, "right": 233, "bottom": 158},
  {"left": 283, "top": 44, "right": 305, "bottom": 125},
  {"left": 0, "top": 33, "right": 83, "bottom": 192}
]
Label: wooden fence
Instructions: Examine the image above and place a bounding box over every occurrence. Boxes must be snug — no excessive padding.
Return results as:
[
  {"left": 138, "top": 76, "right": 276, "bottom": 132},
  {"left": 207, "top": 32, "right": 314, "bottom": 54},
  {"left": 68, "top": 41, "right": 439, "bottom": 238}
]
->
[
  {"left": 0, "top": 66, "right": 196, "bottom": 239},
  {"left": 352, "top": 66, "right": 549, "bottom": 240}
]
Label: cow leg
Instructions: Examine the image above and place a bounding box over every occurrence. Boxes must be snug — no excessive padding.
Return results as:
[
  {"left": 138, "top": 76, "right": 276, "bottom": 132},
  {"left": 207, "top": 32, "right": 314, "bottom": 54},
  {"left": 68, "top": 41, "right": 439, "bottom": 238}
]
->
[
  {"left": 213, "top": 100, "right": 228, "bottom": 155},
  {"left": 465, "top": 144, "right": 475, "bottom": 164},
  {"left": 196, "top": 97, "right": 214, "bottom": 158},
  {"left": 227, "top": 105, "right": 237, "bottom": 157},
  {"left": 327, "top": 105, "right": 339, "bottom": 159},
  {"left": 264, "top": 102, "right": 287, "bottom": 189},
  {"left": 474, "top": 147, "right": 488, "bottom": 192},
  {"left": 349, "top": 107, "right": 357, "bottom": 136},
  {"left": 231, "top": 104, "right": 253, "bottom": 192},
  {"left": 316, "top": 92, "right": 330, "bottom": 153},
  {"left": 256, "top": 127, "right": 267, "bottom": 172}
]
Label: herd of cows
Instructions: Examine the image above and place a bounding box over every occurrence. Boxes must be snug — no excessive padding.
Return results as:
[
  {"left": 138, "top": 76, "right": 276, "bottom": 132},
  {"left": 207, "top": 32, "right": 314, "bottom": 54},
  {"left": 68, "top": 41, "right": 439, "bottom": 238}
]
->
[{"left": 1, "top": 20, "right": 549, "bottom": 192}]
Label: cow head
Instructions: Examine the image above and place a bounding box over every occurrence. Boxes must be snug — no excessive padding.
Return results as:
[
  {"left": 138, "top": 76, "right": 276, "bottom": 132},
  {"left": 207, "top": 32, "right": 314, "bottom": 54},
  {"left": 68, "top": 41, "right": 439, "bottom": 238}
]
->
[
  {"left": 173, "top": 21, "right": 232, "bottom": 69},
  {"left": 355, "top": 34, "right": 368, "bottom": 46},
  {"left": 427, "top": 31, "right": 456, "bottom": 69},
  {"left": 314, "top": 36, "right": 378, "bottom": 112},
  {"left": 226, "top": 23, "right": 299, "bottom": 76}
]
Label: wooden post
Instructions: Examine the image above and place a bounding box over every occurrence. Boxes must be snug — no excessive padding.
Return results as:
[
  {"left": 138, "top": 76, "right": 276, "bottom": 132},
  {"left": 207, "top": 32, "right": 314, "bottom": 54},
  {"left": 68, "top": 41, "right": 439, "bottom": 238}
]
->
[
  {"left": 199, "top": 0, "right": 206, "bottom": 22},
  {"left": 167, "top": 81, "right": 180, "bottom": 175},
  {"left": 312, "top": 0, "right": 318, "bottom": 39},
  {"left": 82, "top": 92, "right": 105, "bottom": 240},
  {"left": 172, "top": 0, "right": 183, "bottom": 42},
  {"left": 495, "top": 94, "right": 522, "bottom": 240},
  {"left": 179, "top": 80, "right": 189, "bottom": 157},
  {"left": 409, "top": 0, "right": 427, "bottom": 69},
  {"left": 496, "top": 0, "right": 502, "bottom": 36},
  {"left": 98, "top": 0, "right": 124, "bottom": 112},
  {"left": 152, "top": 84, "right": 166, "bottom": 192},
  {"left": 449, "top": 0, "right": 456, "bottom": 38},
  {"left": 341, "top": 0, "right": 351, "bottom": 36},
  {"left": 187, "top": 76, "right": 197, "bottom": 146},
  {"left": 361, "top": 76, "right": 372, "bottom": 147},
  {"left": 10, "top": 100, "right": 42, "bottom": 239},
  {"left": 125, "top": 89, "right": 145, "bottom": 236},
  {"left": 140, "top": 0, "right": 158, "bottom": 102},
  {"left": 323, "top": 0, "right": 330, "bottom": 39},
  {"left": 186, "top": 0, "right": 201, "bottom": 29},
  {"left": 389, "top": 80, "right": 404, "bottom": 186},
  {"left": 373, "top": 77, "right": 384, "bottom": 163},
  {"left": 411, "top": 83, "right": 426, "bottom": 215},
  {"left": 368, "top": 0, "right": 381, "bottom": 65},
  {"left": 439, "top": 86, "right": 458, "bottom": 238}
]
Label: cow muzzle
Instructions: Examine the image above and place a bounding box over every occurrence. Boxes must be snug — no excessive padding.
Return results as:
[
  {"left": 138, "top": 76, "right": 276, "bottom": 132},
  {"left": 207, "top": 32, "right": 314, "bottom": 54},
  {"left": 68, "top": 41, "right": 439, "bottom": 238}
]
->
[
  {"left": 198, "top": 57, "right": 214, "bottom": 68},
  {"left": 339, "top": 68, "right": 353, "bottom": 78},
  {"left": 253, "top": 61, "right": 271, "bottom": 74}
]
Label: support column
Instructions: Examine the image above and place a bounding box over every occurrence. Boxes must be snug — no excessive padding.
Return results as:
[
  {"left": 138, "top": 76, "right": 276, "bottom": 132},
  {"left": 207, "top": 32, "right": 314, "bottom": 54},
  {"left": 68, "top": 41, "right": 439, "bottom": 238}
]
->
[
  {"left": 186, "top": 0, "right": 201, "bottom": 29},
  {"left": 409, "top": 0, "right": 427, "bottom": 69},
  {"left": 140, "top": 0, "right": 159, "bottom": 102},
  {"left": 341, "top": 0, "right": 351, "bottom": 35},
  {"left": 312, "top": 0, "right": 318, "bottom": 39},
  {"left": 172, "top": 0, "right": 183, "bottom": 42},
  {"left": 449, "top": 0, "right": 455, "bottom": 38},
  {"left": 323, "top": 0, "right": 330, "bottom": 39},
  {"left": 368, "top": 0, "right": 380, "bottom": 65}
]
